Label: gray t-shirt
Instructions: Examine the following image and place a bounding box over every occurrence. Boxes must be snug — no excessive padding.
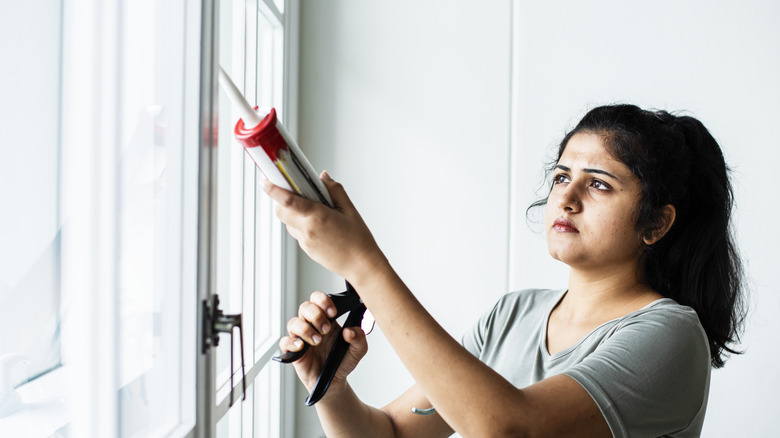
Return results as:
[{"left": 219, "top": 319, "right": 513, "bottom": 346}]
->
[{"left": 461, "top": 289, "right": 711, "bottom": 438}]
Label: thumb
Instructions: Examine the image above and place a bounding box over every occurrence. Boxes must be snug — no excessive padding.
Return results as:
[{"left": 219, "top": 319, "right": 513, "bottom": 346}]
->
[
  {"left": 320, "top": 171, "right": 354, "bottom": 210},
  {"left": 344, "top": 326, "right": 368, "bottom": 362},
  {"left": 330, "top": 327, "right": 369, "bottom": 388}
]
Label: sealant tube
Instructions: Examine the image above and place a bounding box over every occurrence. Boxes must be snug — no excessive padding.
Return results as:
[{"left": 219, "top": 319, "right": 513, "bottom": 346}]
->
[
  {"left": 234, "top": 108, "right": 333, "bottom": 207},
  {"left": 218, "top": 66, "right": 333, "bottom": 207}
]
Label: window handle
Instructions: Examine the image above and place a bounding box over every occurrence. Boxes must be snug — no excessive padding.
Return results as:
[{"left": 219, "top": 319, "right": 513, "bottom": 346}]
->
[{"left": 203, "top": 295, "right": 246, "bottom": 406}]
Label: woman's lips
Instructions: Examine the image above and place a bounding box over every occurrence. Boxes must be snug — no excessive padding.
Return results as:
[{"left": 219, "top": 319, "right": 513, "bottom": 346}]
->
[{"left": 553, "top": 218, "right": 579, "bottom": 233}]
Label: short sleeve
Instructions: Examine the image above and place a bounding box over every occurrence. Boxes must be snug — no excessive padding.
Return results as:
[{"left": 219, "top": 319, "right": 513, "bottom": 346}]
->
[
  {"left": 461, "top": 289, "right": 563, "bottom": 362},
  {"left": 564, "top": 308, "right": 711, "bottom": 438},
  {"left": 460, "top": 299, "right": 497, "bottom": 358}
]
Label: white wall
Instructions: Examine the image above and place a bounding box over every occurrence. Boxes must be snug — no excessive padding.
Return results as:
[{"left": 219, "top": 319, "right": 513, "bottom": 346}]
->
[
  {"left": 295, "top": 1, "right": 780, "bottom": 437},
  {"left": 296, "top": 1, "right": 511, "bottom": 436}
]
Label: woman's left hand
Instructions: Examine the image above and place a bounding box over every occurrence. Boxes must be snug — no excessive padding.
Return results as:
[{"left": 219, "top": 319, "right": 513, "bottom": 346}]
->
[{"left": 263, "top": 171, "right": 386, "bottom": 283}]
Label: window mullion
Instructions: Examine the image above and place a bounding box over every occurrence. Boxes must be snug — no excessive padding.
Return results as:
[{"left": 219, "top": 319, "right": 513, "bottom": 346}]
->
[{"left": 195, "top": 0, "right": 220, "bottom": 434}]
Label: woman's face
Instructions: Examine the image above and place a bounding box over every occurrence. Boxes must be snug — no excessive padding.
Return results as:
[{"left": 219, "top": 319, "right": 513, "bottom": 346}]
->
[{"left": 545, "top": 132, "right": 645, "bottom": 272}]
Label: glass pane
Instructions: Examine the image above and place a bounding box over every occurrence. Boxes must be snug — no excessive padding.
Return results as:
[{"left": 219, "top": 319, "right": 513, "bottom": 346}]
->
[
  {"left": 0, "top": 0, "right": 62, "bottom": 389},
  {"left": 257, "top": 6, "right": 284, "bottom": 119},
  {"left": 254, "top": 2, "right": 285, "bottom": 352},
  {"left": 269, "top": 0, "right": 284, "bottom": 15},
  {"left": 254, "top": 363, "right": 280, "bottom": 438},
  {"left": 116, "top": 0, "right": 189, "bottom": 435},
  {"left": 216, "top": 0, "right": 247, "bottom": 391},
  {"left": 215, "top": 364, "right": 280, "bottom": 438},
  {"left": 216, "top": 391, "right": 244, "bottom": 438},
  {"left": 255, "top": 188, "right": 275, "bottom": 350},
  {"left": 213, "top": 0, "right": 287, "bottom": 432}
]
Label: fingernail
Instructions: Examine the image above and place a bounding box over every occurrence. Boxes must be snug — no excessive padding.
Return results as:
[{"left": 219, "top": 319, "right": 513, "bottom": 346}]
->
[
  {"left": 321, "top": 170, "right": 332, "bottom": 181},
  {"left": 262, "top": 179, "right": 271, "bottom": 193},
  {"left": 327, "top": 307, "right": 337, "bottom": 318},
  {"left": 321, "top": 324, "right": 330, "bottom": 334},
  {"left": 312, "top": 334, "right": 322, "bottom": 345},
  {"left": 293, "top": 339, "right": 303, "bottom": 348}
]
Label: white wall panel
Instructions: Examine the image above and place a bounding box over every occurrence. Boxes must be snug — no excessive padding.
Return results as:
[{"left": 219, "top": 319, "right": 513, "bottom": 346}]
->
[
  {"left": 297, "top": 1, "right": 512, "bottom": 436},
  {"left": 295, "top": 0, "right": 779, "bottom": 436}
]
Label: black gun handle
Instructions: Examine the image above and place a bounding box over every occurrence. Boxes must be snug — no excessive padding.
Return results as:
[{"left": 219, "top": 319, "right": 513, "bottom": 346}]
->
[
  {"left": 272, "top": 283, "right": 361, "bottom": 364},
  {"left": 304, "top": 303, "right": 366, "bottom": 406}
]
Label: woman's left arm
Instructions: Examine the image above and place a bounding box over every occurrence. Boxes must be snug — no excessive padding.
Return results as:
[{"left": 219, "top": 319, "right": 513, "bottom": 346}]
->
[{"left": 264, "top": 173, "right": 610, "bottom": 438}]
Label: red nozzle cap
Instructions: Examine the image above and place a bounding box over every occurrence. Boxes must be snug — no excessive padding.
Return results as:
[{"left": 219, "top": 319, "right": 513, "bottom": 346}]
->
[{"left": 234, "top": 108, "right": 288, "bottom": 161}]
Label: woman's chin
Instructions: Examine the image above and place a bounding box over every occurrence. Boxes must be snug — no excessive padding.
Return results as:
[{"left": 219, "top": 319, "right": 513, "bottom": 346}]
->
[{"left": 547, "top": 248, "right": 584, "bottom": 268}]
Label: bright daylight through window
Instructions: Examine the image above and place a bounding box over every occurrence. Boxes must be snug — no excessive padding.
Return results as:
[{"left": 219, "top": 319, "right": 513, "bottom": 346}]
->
[{"left": 0, "top": 0, "right": 293, "bottom": 437}]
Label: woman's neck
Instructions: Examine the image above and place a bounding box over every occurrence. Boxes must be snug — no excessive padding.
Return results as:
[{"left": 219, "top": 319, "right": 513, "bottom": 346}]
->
[{"left": 558, "top": 267, "right": 662, "bottom": 324}]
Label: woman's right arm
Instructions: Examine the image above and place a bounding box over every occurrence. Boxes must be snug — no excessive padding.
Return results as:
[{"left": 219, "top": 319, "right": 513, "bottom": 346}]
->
[
  {"left": 316, "top": 382, "right": 454, "bottom": 438},
  {"left": 282, "top": 292, "right": 453, "bottom": 438}
]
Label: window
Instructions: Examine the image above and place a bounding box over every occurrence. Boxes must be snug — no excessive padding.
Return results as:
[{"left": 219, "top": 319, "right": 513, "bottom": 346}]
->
[
  {"left": 114, "top": 0, "right": 194, "bottom": 435},
  {"left": 0, "top": 0, "right": 296, "bottom": 436},
  {"left": 211, "top": 1, "right": 291, "bottom": 436},
  {"left": 0, "top": 0, "right": 64, "bottom": 434}
]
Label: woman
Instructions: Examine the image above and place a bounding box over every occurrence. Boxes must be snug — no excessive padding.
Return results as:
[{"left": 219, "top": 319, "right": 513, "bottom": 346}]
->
[{"left": 264, "top": 104, "right": 745, "bottom": 437}]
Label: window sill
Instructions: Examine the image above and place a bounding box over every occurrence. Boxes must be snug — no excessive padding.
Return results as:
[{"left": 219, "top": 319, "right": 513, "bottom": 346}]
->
[{"left": 0, "top": 365, "right": 69, "bottom": 437}]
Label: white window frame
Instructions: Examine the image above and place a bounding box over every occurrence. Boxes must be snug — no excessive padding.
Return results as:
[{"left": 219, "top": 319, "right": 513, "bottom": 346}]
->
[
  {"left": 0, "top": 0, "right": 298, "bottom": 436},
  {"left": 198, "top": 0, "right": 298, "bottom": 436},
  {"left": 4, "top": 0, "right": 203, "bottom": 436}
]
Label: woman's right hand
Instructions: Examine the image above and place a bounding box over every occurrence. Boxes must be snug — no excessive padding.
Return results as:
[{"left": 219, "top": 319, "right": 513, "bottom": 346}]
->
[{"left": 280, "top": 291, "right": 369, "bottom": 398}]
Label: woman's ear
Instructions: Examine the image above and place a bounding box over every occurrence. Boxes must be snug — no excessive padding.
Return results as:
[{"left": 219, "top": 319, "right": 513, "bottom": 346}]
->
[{"left": 643, "top": 204, "right": 677, "bottom": 246}]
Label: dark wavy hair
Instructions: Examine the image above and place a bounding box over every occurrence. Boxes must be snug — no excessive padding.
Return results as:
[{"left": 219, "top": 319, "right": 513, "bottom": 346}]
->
[{"left": 529, "top": 104, "right": 746, "bottom": 368}]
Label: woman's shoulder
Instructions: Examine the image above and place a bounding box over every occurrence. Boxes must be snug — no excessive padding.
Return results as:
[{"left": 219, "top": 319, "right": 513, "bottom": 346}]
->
[
  {"left": 608, "top": 298, "right": 710, "bottom": 363},
  {"left": 621, "top": 298, "right": 704, "bottom": 331}
]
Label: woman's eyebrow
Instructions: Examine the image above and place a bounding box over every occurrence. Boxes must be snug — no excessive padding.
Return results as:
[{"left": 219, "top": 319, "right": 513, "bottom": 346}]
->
[{"left": 555, "top": 164, "right": 621, "bottom": 182}]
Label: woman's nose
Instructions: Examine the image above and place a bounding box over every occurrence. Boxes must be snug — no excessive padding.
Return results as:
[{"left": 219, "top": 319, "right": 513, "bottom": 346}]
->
[{"left": 557, "top": 186, "right": 582, "bottom": 213}]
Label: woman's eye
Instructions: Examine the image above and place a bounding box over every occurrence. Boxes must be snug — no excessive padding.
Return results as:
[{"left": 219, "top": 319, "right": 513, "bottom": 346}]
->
[
  {"left": 590, "top": 179, "right": 611, "bottom": 191},
  {"left": 553, "top": 174, "right": 570, "bottom": 184}
]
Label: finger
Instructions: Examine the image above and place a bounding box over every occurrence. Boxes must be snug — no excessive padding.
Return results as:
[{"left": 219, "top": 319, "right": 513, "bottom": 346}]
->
[
  {"left": 262, "top": 179, "right": 317, "bottom": 217},
  {"left": 279, "top": 335, "right": 305, "bottom": 353},
  {"left": 309, "top": 291, "right": 338, "bottom": 319},
  {"left": 261, "top": 179, "right": 293, "bottom": 204},
  {"left": 342, "top": 327, "right": 368, "bottom": 361},
  {"left": 298, "top": 301, "right": 332, "bottom": 336},
  {"left": 287, "top": 316, "right": 323, "bottom": 346},
  {"left": 320, "top": 171, "right": 355, "bottom": 211},
  {"left": 275, "top": 198, "right": 326, "bottom": 239}
]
